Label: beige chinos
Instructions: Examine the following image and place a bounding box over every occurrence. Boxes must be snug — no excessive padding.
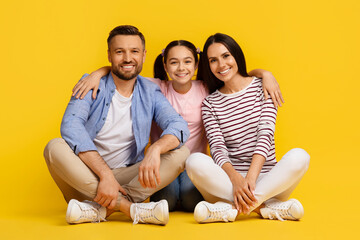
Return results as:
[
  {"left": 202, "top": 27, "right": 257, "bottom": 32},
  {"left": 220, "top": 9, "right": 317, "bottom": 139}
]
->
[{"left": 44, "top": 138, "right": 190, "bottom": 210}]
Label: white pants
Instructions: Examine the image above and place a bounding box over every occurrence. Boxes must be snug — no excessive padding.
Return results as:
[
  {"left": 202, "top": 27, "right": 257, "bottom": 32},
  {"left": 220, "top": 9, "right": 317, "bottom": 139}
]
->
[{"left": 186, "top": 148, "right": 310, "bottom": 210}]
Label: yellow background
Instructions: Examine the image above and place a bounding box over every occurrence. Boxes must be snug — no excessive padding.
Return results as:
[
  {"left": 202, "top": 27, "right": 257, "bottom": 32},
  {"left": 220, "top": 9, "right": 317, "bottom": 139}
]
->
[{"left": 1, "top": 0, "right": 359, "bottom": 239}]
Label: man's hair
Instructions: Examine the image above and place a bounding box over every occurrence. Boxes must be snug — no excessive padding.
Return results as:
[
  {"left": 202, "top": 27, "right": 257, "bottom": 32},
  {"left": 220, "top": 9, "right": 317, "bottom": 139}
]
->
[{"left": 107, "top": 25, "right": 145, "bottom": 49}]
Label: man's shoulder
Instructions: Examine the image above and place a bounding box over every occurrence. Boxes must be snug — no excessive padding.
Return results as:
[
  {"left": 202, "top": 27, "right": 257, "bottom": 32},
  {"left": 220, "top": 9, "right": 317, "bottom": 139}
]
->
[
  {"left": 137, "top": 75, "right": 161, "bottom": 91},
  {"left": 99, "top": 73, "right": 112, "bottom": 86},
  {"left": 79, "top": 73, "right": 109, "bottom": 88}
]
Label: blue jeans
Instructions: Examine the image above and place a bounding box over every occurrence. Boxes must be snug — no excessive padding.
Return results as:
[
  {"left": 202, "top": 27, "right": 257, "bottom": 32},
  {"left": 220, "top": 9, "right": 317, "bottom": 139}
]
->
[{"left": 150, "top": 170, "right": 203, "bottom": 212}]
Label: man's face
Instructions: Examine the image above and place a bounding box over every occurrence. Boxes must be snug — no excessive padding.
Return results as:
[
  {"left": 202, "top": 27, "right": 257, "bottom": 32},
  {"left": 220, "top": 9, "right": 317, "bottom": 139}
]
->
[{"left": 108, "top": 35, "right": 146, "bottom": 81}]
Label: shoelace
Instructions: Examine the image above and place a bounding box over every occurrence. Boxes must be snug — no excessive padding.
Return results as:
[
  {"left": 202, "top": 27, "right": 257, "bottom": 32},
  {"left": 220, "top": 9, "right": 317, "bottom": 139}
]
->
[
  {"left": 267, "top": 210, "right": 285, "bottom": 221},
  {"left": 132, "top": 203, "right": 156, "bottom": 225},
  {"left": 266, "top": 201, "right": 294, "bottom": 221},
  {"left": 207, "top": 206, "right": 231, "bottom": 222},
  {"left": 80, "top": 201, "right": 106, "bottom": 223}
]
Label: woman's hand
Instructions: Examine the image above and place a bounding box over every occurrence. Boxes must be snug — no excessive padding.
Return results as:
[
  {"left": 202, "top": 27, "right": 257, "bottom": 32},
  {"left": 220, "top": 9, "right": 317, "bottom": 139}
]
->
[
  {"left": 230, "top": 172, "right": 257, "bottom": 214},
  {"left": 72, "top": 66, "right": 110, "bottom": 99}
]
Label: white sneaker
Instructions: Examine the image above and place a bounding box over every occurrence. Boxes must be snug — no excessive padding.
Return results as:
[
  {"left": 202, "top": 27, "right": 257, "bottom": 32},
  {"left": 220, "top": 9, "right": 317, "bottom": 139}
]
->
[
  {"left": 130, "top": 200, "right": 169, "bottom": 225},
  {"left": 260, "top": 198, "right": 304, "bottom": 221},
  {"left": 194, "top": 201, "right": 238, "bottom": 223},
  {"left": 66, "top": 199, "right": 107, "bottom": 224}
]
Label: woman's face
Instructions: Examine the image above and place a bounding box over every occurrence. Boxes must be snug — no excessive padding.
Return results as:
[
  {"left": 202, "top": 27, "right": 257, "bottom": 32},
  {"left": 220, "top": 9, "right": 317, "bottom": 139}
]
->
[
  {"left": 207, "top": 43, "right": 239, "bottom": 83},
  {"left": 164, "top": 46, "right": 197, "bottom": 85}
]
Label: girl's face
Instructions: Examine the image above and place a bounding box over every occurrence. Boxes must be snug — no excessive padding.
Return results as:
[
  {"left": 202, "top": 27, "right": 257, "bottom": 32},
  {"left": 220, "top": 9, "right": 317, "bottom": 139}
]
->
[
  {"left": 164, "top": 46, "right": 197, "bottom": 85},
  {"left": 207, "top": 43, "right": 239, "bottom": 83}
]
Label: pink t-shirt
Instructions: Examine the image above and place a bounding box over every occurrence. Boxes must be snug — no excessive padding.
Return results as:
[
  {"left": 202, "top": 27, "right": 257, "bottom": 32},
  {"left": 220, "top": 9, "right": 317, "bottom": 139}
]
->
[{"left": 147, "top": 78, "right": 209, "bottom": 154}]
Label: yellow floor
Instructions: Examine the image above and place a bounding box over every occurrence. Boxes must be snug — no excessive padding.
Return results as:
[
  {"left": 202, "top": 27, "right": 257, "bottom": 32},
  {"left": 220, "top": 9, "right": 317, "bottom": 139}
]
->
[
  {"left": 2, "top": 147, "right": 358, "bottom": 240},
  {"left": 1, "top": 194, "right": 357, "bottom": 240}
]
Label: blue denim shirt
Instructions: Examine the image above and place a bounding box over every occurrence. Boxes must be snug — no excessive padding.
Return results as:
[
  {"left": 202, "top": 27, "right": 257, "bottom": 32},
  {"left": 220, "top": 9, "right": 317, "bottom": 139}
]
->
[{"left": 61, "top": 73, "right": 189, "bottom": 164}]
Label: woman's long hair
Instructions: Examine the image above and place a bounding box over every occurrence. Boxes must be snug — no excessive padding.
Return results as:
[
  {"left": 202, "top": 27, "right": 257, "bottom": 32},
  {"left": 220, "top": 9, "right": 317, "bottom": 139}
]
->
[
  {"left": 153, "top": 40, "right": 203, "bottom": 81},
  {"left": 198, "top": 33, "right": 249, "bottom": 93}
]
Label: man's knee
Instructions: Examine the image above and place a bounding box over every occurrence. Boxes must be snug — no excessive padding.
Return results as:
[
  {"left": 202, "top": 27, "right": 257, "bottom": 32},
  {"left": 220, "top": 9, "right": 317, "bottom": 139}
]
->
[
  {"left": 162, "top": 145, "right": 190, "bottom": 171},
  {"left": 44, "top": 138, "right": 66, "bottom": 164}
]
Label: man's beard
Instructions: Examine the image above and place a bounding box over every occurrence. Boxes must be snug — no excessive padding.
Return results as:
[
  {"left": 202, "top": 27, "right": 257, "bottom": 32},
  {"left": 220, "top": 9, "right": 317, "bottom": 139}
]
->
[{"left": 112, "top": 63, "right": 143, "bottom": 81}]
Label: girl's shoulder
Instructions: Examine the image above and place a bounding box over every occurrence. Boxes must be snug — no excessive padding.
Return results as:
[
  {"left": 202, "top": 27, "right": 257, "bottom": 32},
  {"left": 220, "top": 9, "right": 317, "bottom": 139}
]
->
[{"left": 192, "top": 80, "right": 209, "bottom": 96}]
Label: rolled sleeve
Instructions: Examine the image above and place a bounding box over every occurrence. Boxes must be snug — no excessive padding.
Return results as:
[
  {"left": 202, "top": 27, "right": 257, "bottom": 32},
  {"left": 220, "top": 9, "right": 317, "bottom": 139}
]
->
[
  {"left": 153, "top": 89, "right": 189, "bottom": 148},
  {"left": 60, "top": 74, "right": 97, "bottom": 155}
]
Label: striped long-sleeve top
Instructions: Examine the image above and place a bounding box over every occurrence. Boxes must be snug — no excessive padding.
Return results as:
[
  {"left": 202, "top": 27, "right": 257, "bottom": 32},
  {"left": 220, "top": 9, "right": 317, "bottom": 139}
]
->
[{"left": 201, "top": 77, "right": 277, "bottom": 173}]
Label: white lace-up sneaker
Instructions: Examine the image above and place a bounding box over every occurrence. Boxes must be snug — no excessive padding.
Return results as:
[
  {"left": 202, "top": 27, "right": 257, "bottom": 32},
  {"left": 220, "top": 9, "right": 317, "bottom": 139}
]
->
[
  {"left": 194, "top": 201, "right": 238, "bottom": 223},
  {"left": 260, "top": 198, "right": 304, "bottom": 221},
  {"left": 130, "top": 200, "right": 169, "bottom": 225},
  {"left": 66, "top": 199, "right": 107, "bottom": 224}
]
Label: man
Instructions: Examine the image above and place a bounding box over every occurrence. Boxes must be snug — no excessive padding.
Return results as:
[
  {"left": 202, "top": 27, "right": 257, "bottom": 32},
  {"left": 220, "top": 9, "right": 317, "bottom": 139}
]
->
[{"left": 44, "top": 25, "right": 190, "bottom": 225}]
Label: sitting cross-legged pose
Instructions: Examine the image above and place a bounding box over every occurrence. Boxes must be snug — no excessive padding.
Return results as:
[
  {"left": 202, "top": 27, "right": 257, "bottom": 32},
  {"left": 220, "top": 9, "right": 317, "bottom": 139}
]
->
[
  {"left": 44, "top": 25, "right": 191, "bottom": 226},
  {"left": 186, "top": 33, "right": 310, "bottom": 223},
  {"left": 73, "top": 40, "right": 284, "bottom": 213}
]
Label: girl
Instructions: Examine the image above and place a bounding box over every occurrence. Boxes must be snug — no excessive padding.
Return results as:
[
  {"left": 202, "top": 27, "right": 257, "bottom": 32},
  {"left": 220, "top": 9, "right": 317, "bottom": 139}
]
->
[
  {"left": 72, "top": 40, "right": 284, "bottom": 212},
  {"left": 186, "top": 33, "right": 310, "bottom": 223}
]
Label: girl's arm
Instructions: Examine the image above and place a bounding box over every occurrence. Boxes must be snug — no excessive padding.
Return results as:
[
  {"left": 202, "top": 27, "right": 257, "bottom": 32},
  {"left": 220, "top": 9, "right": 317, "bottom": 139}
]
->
[
  {"left": 248, "top": 69, "right": 284, "bottom": 108},
  {"left": 72, "top": 66, "right": 111, "bottom": 99}
]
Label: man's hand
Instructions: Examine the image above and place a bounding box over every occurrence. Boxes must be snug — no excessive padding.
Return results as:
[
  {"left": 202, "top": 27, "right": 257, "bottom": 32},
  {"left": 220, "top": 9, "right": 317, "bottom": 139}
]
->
[
  {"left": 78, "top": 150, "right": 127, "bottom": 209},
  {"left": 94, "top": 175, "right": 128, "bottom": 209},
  {"left": 138, "top": 145, "right": 161, "bottom": 188}
]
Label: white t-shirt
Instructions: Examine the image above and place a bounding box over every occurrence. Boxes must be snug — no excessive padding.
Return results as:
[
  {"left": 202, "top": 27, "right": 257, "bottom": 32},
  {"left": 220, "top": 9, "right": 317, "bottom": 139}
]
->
[{"left": 93, "top": 90, "right": 136, "bottom": 169}]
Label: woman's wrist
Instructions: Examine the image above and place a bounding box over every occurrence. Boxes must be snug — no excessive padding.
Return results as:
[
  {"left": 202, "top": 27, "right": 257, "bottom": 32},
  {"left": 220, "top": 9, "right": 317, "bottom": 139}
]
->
[{"left": 245, "top": 174, "right": 256, "bottom": 183}]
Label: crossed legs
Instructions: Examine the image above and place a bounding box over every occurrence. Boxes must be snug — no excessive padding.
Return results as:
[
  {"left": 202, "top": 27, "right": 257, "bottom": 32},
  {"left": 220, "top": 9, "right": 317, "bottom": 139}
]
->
[
  {"left": 186, "top": 148, "right": 310, "bottom": 221},
  {"left": 44, "top": 138, "right": 189, "bottom": 222}
]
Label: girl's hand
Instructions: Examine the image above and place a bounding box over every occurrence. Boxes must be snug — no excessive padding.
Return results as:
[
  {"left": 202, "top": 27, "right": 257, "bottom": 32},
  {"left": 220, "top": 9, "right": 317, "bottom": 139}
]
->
[
  {"left": 72, "top": 66, "right": 110, "bottom": 99},
  {"left": 230, "top": 173, "right": 257, "bottom": 214},
  {"left": 261, "top": 71, "right": 284, "bottom": 108}
]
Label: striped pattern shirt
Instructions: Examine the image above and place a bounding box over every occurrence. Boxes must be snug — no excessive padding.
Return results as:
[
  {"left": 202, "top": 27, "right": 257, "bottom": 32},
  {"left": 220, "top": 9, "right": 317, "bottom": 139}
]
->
[{"left": 202, "top": 77, "right": 277, "bottom": 173}]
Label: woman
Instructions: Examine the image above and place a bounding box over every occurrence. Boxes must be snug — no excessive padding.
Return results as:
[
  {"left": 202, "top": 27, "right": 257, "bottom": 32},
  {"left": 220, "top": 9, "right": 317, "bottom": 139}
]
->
[
  {"left": 186, "top": 33, "right": 310, "bottom": 223},
  {"left": 71, "top": 40, "right": 284, "bottom": 212}
]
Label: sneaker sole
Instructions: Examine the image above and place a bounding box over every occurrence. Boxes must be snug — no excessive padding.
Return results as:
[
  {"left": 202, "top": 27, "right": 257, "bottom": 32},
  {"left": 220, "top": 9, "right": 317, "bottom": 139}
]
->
[
  {"left": 288, "top": 199, "right": 304, "bottom": 220},
  {"left": 159, "top": 200, "right": 169, "bottom": 225},
  {"left": 65, "top": 199, "right": 77, "bottom": 224},
  {"left": 194, "top": 201, "right": 207, "bottom": 223}
]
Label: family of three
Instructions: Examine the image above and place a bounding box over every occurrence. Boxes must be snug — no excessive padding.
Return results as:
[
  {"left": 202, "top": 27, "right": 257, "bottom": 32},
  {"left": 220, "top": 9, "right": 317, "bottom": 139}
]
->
[{"left": 44, "top": 25, "right": 310, "bottom": 225}]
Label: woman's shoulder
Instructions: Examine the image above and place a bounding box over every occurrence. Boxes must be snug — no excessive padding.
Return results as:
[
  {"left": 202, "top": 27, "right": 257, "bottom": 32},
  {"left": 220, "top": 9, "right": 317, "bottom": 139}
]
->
[
  {"left": 252, "top": 77, "right": 263, "bottom": 88},
  {"left": 203, "top": 90, "right": 221, "bottom": 104}
]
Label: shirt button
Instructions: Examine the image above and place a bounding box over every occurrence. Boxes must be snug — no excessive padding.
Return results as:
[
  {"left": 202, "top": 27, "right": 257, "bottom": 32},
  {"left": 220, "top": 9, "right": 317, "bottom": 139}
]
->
[
  {"left": 103, "top": 118, "right": 106, "bottom": 120},
  {"left": 111, "top": 90, "right": 115, "bottom": 93},
  {"left": 106, "top": 103, "right": 109, "bottom": 106}
]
